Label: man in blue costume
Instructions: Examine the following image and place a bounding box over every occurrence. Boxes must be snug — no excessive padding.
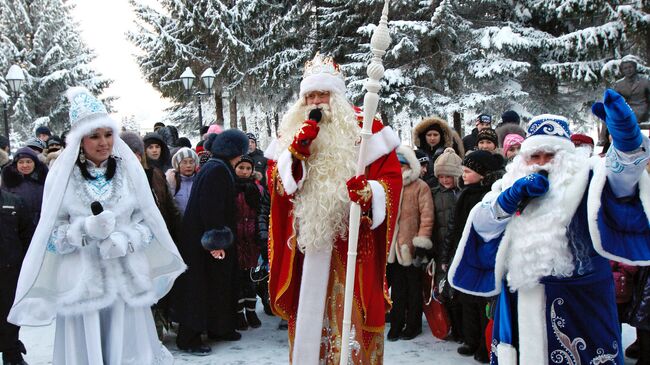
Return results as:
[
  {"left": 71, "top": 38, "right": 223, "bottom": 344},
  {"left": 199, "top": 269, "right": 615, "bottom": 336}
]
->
[{"left": 448, "top": 89, "right": 650, "bottom": 365}]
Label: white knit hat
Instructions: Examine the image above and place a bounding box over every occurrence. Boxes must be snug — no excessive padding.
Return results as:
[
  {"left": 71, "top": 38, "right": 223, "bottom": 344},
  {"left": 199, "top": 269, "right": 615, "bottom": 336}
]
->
[
  {"left": 172, "top": 147, "right": 199, "bottom": 171},
  {"left": 299, "top": 52, "right": 347, "bottom": 98}
]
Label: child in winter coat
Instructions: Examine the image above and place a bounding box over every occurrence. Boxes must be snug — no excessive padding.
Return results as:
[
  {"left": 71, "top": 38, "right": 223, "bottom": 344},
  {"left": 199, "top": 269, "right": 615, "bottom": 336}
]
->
[
  {"left": 441, "top": 150, "right": 503, "bottom": 363},
  {"left": 166, "top": 147, "right": 200, "bottom": 216},
  {"left": 387, "top": 146, "right": 434, "bottom": 341},
  {"left": 430, "top": 148, "right": 463, "bottom": 341},
  {"left": 233, "top": 156, "right": 270, "bottom": 330}
]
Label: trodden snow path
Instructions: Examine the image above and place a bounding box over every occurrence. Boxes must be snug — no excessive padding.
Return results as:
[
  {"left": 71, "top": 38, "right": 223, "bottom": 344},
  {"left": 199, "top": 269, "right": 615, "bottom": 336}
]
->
[{"left": 18, "top": 304, "right": 637, "bottom": 364}]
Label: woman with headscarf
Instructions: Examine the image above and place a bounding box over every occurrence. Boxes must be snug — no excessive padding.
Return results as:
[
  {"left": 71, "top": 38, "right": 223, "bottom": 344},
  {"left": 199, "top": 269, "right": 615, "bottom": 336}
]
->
[
  {"left": 7, "top": 87, "right": 186, "bottom": 365},
  {"left": 413, "top": 116, "right": 465, "bottom": 188}
]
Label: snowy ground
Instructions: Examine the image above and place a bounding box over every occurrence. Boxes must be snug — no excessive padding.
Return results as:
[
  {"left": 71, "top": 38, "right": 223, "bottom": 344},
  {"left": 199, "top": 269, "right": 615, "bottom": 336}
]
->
[{"left": 19, "top": 304, "right": 638, "bottom": 364}]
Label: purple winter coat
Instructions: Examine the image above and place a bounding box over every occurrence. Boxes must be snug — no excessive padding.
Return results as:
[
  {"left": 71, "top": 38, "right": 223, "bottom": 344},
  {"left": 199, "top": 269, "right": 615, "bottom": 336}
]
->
[{"left": 1, "top": 147, "right": 47, "bottom": 226}]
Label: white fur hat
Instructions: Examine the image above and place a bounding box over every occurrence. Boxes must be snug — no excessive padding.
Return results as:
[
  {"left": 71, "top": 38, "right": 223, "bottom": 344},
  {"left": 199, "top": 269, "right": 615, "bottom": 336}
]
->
[
  {"left": 64, "top": 87, "right": 119, "bottom": 144},
  {"left": 299, "top": 52, "right": 347, "bottom": 98}
]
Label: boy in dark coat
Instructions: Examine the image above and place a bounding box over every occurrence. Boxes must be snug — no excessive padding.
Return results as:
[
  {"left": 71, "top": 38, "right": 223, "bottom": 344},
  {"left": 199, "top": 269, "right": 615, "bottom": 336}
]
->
[
  {"left": 172, "top": 129, "right": 249, "bottom": 355},
  {"left": 0, "top": 190, "right": 34, "bottom": 365}
]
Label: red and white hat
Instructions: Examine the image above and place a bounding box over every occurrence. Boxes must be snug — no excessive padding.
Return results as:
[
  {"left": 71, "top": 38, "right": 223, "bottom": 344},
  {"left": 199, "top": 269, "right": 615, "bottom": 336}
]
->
[{"left": 299, "top": 52, "right": 347, "bottom": 98}]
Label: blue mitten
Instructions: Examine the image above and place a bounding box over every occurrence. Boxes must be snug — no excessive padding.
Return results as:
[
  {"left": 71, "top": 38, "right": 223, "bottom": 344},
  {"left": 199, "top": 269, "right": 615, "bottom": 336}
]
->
[
  {"left": 497, "top": 173, "right": 550, "bottom": 214},
  {"left": 591, "top": 89, "right": 642, "bottom": 152}
]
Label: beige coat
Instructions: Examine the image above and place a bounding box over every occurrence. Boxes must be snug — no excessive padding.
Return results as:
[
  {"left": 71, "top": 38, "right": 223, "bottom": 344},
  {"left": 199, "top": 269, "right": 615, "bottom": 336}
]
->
[{"left": 388, "top": 146, "right": 434, "bottom": 266}]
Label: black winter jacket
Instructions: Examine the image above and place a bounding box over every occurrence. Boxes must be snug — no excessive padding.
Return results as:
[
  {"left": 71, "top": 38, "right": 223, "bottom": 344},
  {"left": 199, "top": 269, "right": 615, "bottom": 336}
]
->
[
  {"left": 441, "top": 183, "right": 491, "bottom": 266},
  {"left": 0, "top": 190, "right": 34, "bottom": 268}
]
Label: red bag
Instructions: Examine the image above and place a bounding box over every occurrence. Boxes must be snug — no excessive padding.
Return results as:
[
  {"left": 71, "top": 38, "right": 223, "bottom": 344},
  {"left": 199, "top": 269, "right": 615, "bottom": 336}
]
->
[{"left": 422, "top": 266, "right": 451, "bottom": 339}]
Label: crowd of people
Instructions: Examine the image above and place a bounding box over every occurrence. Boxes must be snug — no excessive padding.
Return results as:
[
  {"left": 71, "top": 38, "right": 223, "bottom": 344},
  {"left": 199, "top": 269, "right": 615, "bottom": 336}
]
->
[{"left": 0, "top": 54, "right": 648, "bottom": 365}]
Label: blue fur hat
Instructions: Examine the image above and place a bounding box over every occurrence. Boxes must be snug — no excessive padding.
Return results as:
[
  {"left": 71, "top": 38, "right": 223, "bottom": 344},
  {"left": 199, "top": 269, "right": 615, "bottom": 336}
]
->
[
  {"left": 521, "top": 114, "right": 574, "bottom": 154},
  {"left": 206, "top": 129, "right": 249, "bottom": 159}
]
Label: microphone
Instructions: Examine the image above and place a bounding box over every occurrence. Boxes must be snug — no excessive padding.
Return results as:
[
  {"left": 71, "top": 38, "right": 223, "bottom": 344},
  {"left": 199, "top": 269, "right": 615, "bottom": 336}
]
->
[
  {"left": 516, "top": 170, "right": 549, "bottom": 215},
  {"left": 91, "top": 201, "right": 104, "bottom": 216},
  {"left": 308, "top": 108, "right": 322, "bottom": 123}
]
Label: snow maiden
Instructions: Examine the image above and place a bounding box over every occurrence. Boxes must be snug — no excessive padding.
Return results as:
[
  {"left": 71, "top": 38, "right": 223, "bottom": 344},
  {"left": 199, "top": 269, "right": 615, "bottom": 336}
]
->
[
  {"left": 8, "top": 87, "right": 186, "bottom": 365},
  {"left": 449, "top": 89, "right": 650, "bottom": 365}
]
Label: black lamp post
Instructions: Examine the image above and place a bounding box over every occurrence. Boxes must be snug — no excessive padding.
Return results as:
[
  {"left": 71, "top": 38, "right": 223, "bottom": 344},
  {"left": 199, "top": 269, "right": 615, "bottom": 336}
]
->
[
  {"left": 2, "top": 64, "right": 26, "bottom": 151},
  {"left": 180, "top": 67, "right": 215, "bottom": 129}
]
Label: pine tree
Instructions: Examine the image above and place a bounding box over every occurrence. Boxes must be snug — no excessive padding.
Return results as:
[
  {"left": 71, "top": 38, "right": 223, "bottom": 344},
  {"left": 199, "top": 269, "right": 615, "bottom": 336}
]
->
[{"left": 0, "top": 0, "right": 111, "bottom": 143}]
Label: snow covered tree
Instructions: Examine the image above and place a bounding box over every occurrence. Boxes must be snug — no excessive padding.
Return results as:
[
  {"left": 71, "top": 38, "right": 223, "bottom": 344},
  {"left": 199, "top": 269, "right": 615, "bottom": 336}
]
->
[{"left": 0, "top": 0, "right": 111, "bottom": 143}]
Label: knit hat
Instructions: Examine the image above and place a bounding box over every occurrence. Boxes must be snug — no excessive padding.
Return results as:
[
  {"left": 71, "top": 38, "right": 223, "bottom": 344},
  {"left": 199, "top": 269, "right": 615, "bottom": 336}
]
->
[
  {"left": 206, "top": 129, "right": 249, "bottom": 159},
  {"left": 414, "top": 149, "right": 429, "bottom": 166},
  {"left": 570, "top": 134, "right": 594, "bottom": 147},
  {"left": 207, "top": 124, "right": 223, "bottom": 135},
  {"left": 462, "top": 150, "right": 502, "bottom": 177},
  {"left": 299, "top": 52, "right": 346, "bottom": 98},
  {"left": 235, "top": 155, "right": 255, "bottom": 169},
  {"left": 176, "top": 137, "right": 192, "bottom": 149},
  {"left": 25, "top": 138, "right": 46, "bottom": 152},
  {"left": 246, "top": 133, "right": 257, "bottom": 143},
  {"left": 500, "top": 110, "right": 520, "bottom": 125},
  {"left": 476, "top": 114, "right": 493, "bottom": 125},
  {"left": 196, "top": 139, "right": 205, "bottom": 154},
  {"left": 502, "top": 134, "right": 525, "bottom": 155},
  {"left": 120, "top": 131, "right": 144, "bottom": 156},
  {"left": 496, "top": 123, "right": 526, "bottom": 148},
  {"left": 172, "top": 147, "right": 200, "bottom": 171},
  {"left": 434, "top": 148, "right": 463, "bottom": 177},
  {"left": 521, "top": 114, "right": 574, "bottom": 154},
  {"left": 14, "top": 146, "right": 39, "bottom": 163},
  {"left": 35, "top": 126, "right": 51, "bottom": 137},
  {"left": 47, "top": 135, "right": 63, "bottom": 148},
  {"left": 476, "top": 128, "right": 498, "bottom": 146}
]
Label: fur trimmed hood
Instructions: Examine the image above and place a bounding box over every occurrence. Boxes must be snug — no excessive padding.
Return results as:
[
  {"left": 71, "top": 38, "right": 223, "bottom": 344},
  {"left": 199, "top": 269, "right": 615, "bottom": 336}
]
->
[
  {"left": 0, "top": 148, "right": 9, "bottom": 168},
  {"left": 396, "top": 145, "right": 421, "bottom": 186},
  {"left": 413, "top": 116, "right": 465, "bottom": 157}
]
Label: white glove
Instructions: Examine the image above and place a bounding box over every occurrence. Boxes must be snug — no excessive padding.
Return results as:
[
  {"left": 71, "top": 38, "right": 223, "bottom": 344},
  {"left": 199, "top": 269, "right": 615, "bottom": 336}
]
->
[
  {"left": 98, "top": 232, "right": 129, "bottom": 259},
  {"left": 84, "top": 210, "right": 116, "bottom": 240}
]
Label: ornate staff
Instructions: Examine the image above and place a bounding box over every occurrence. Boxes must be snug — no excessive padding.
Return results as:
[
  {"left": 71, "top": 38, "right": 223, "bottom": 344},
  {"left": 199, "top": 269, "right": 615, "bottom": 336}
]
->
[{"left": 340, "top": 1, "right": 391, "bottom": 363}]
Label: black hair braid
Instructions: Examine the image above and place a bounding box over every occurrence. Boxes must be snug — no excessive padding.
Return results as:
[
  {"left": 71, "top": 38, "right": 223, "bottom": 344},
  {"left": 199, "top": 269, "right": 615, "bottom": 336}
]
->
[{"left": 76, "top": 155, "right": 118, "bottom": 181}]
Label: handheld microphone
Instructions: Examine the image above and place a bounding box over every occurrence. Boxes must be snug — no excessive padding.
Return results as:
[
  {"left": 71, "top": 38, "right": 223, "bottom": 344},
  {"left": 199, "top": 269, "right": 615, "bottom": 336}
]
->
[
  {"left": 308, "top": 108, "right": 322, "bottom": 123},
  {"left": 517, "top": 170, "right": 549, "bottom": 215},
  {"left": 91, "top": 201, "right": 104, "bottom": 216}
]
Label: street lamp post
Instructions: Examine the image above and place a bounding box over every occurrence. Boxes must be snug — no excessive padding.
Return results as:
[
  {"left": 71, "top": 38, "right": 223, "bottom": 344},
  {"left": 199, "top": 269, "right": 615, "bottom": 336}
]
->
[
  {"left": 3, "top": 64, "right": 26, "bottom": 151},
  {"left": 180, "top": 67, "right": 215, "bottom": 129}
]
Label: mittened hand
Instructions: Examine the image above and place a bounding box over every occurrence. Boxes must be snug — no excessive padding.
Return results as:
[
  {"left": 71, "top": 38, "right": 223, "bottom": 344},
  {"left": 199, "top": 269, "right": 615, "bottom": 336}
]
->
[
  {"left": 84, "top": 210, "right": 116, "bottom": 240},
  {"left": 289, "top": 120, "right": 320, "bottom": 160},
  {"left": 497, "top": 173, "right": 549, "bottom": 214},
  {"left": 98, "top": 232, "right": 129, "bottom": 259},
  {"left": 346, "top": 175, "right": 373, "bottom": 211},
  {"left": 592, "top": 89, "right": 642, "bottom": 152}
]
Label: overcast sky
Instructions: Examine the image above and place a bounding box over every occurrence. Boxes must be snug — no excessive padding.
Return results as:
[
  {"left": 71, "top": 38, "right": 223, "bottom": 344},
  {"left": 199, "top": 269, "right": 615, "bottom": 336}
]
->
[{"left": 70, "top": 0, "right": 170, "bottom": 131}]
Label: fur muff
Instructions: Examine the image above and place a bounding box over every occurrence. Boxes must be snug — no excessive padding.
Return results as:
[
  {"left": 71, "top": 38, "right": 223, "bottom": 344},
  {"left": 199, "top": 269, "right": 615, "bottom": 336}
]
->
[
  {"left": 412, "top": 236, "right": 433, "bottom": 250},
  {"left": 201, "top": 227, "right": 234, "bottom": 250},
  {"left": 207, "top": 129, "right": 249, "bottom": 159},
  {"left": 412, "top": 116, "right": 465, "bottom": 158}
]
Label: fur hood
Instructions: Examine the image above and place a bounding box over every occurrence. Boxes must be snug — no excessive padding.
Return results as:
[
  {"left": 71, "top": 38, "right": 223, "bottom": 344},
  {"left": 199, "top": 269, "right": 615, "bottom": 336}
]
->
[
  {"left": 413, "top": 116, "right": 465, "bottom": 157},
  {"left": 495, "top": 123, "right": 526, "bottom": 148},
  {"left": 397, "top": 145, "right": 421, "bottom": 186},
  {"left": 0, "top": 148, "right": 9, "bottom": 168}
]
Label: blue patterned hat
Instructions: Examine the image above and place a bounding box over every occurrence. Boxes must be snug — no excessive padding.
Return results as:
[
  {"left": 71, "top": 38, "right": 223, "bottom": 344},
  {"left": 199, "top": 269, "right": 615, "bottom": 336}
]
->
[
  {"left": 64, "top": 87, "right": 118, "bottom": 144},
  {"left": 521, "top": 114, "right": 575, "bottom": 154}
]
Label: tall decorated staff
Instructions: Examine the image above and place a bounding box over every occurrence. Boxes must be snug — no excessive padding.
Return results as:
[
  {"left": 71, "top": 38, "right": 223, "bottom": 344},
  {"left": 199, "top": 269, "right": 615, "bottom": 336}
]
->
[{"left": 341, "top": 1, "right": 391, "bottom": 364}]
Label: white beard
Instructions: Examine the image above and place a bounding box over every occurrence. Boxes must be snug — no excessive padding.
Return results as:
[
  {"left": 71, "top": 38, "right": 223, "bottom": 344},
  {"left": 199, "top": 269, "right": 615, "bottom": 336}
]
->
[
  {"left": 500, "top": 147, "right": 592, "bottom": 291},
  {"left": 277, "top": 94, "right": 359, "bottom": 252}
]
